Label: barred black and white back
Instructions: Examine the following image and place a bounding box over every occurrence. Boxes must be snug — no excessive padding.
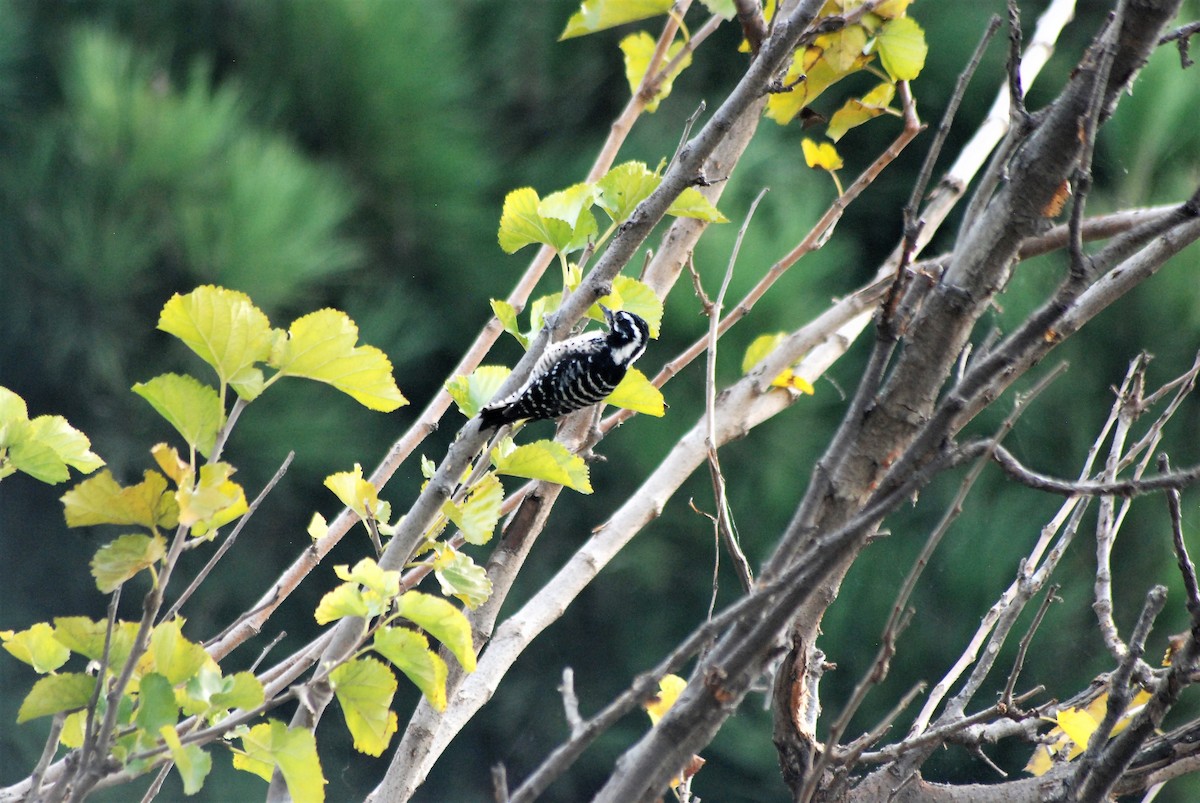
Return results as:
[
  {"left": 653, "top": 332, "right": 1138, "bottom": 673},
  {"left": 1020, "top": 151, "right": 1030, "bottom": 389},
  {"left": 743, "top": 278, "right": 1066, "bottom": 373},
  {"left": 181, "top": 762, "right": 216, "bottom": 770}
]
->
[{"left": 479, "top": 306, "right": 650, "bottom": 429}]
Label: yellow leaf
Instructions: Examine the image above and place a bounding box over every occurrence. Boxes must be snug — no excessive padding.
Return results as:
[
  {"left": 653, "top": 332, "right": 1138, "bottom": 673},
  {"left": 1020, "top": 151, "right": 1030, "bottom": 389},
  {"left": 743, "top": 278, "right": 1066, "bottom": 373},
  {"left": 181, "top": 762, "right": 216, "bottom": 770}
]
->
[
  {"left": 619, "top": 31, "right": 692, "bottom": 113},
  {"left": 372, "top": 627, "right": 449, "bottom": 711},
  {"left": 446, "top": 366, "right": 512, "bottom": 420},
  {"left": 491, "top": 438, "right": 593, "bottom": 494},
  {"left": 157, "top": 286, "right": 274, "bottom": 400},
  {"left": 324, "top": 464, "right": 380, "bottom": 520},
  {"left": 61, "top": 469, "right": 178, "bottom": 530},
  {"left": 826, "top": 81, "right": 896, "bottom": 142},
  {"left": 802, "top": 138, "right": 843, "bottom": 170},
  {"left": 90, "top": 533, "right": 166, "bottom": 593},
  {"left": 396, "top": 591, "right": 476, "bottom": 673},
  {"left": 560, "top": 0, "right": 675, "bottom": 40},
  {"left": 766, "top": 46, "right": 872, "bottom": 125},
  {"left": 814, "top": 24, "right": 868, "bottom": 73},
  {"left": 644, "top": 674, "right": 687, "bottom": 725},
  {"left": 177, "top": 462, "right": 247, "bottom": 536},
  {"left": 605, "top": 368, "right": 665, "bottom": 416},
  {"left": 270, "top": 309, "right": 406, "bottom": 412},
  {"left": 330, "top": 658, "right": 399, "bottom": 757}
]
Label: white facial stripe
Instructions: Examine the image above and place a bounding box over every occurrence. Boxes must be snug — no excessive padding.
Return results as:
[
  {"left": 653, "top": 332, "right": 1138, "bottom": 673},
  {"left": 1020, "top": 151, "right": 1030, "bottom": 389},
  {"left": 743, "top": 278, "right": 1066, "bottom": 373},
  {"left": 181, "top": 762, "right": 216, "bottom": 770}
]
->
[{"left": 610, "top": 340, "right": 642, "bottom": 365}]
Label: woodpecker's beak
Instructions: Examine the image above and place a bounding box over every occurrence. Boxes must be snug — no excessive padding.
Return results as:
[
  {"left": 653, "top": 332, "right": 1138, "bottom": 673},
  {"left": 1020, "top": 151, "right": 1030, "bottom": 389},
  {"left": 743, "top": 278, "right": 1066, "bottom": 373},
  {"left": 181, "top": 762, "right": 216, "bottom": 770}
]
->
[{"left": 600, "top": 304, "right": 615, "bottom": 330}]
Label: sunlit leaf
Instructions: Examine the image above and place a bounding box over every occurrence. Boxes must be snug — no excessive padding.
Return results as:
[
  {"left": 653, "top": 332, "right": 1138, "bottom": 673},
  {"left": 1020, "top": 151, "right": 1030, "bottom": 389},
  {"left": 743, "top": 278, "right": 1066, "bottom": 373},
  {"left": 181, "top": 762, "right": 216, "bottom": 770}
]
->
[
  {"left": 1, "top": 623, "right": 70, "bottom": 674},
  {"left": 177, "top": 462, "right": 247, "bottom": 536},
  {"left": 826, "top": 81, "right": 896, "bottom": 142},
  {"left": 560, "top": 0, "right": 675, "bottom": 39},
  {"left": 149, "top": 619, "right": 209, "bottom": 686},
  {"left": 308, "top": 512, "right": 328, "bottom": 541},
  {"left": 17, "top": 673, "right": 96, "bottom": 723},
  {"left": 270, "top": 309, "right": 406, "bottom": 412},
  {"left": 766, "top": 46, "right": 871, "bottom": 124},
  {"left": 539, "top": 182, "right": 596, "bottom": 228},
  {"left": 490, "top": 299, "right": 529, "bottom": 349},
  {"left": 330, "top": 658, "right": 398, "bottom": 757},
  {"left": 324, "top": 464, "right": 380, "bottom": 520},
  {"left": 442, "top": 474, "right": 503, "bottom": 545},
  {"left": 815, "top": 24, "right": 868, "bottom": 73},
  {"left": 157, "top": 286, "right": 274, "bottom": 401},
  {"left": 605, "top": 368, "right": 665, "bottom": 416},
  {"left": 372, "top": 627, "right": 449, "bottom": 712},
  {"left": 742, "top": 333, "right": 815, "bottom": 394},
  {"left": 594, "top": 275, "right": 664, "bottom": 338},
  {"left": 396, "top": 591, "right": 476, "bottom": 673},
  {"left": 619, "top": 31, "right": 692, "bottom": 113},
  {"left": 667, "top": 187, "right": 728, "bottom": 223},
  {"left": 234, "top": 721, "right": 326, "bottom": 803},
  {"left": 644, "top": 674, "right": 687, "bottom": 725},
  {"left": 335, "top": 558, "right": 401, "bottom": 600},
  {"left": 91, "top": 532, "right": 166, "bottom": 593},
  {"left": 1, "top": 399, "right": 105, "bottom": 484},
  {"left": 498, "top": 187, "right": 574, "bottom": 256},
  {"left": 53, "top": 617, "right": 140, "bottom": 671},
  {"left": 160, "top": 724, "right": 211, "bottom": 795},
  {"left": 446, "top": 366, "right": 513, "bottom": 420},
  {"left": 875, "top": 16, "right": 927, "bottom": 81},
  {"left": 132, "top": 374, "right": 223, "bottom": 458},
  {"left": 314, "top": 585, "right": 368, "bottom": 625},
  {"left": 595, "top": 161, "right": 661, "bottom": 224},
  {"left": 431, "top": 546, "right": 494, "bottom": 608},
  {"left": 62, "top": 469, "right": 178, "bottom": 530},
  {"left": 802, "top": 138, "right": 843, "bottom": 170},
  {"left": 491, "top": 439, "right": 593, "bottom": 494}
]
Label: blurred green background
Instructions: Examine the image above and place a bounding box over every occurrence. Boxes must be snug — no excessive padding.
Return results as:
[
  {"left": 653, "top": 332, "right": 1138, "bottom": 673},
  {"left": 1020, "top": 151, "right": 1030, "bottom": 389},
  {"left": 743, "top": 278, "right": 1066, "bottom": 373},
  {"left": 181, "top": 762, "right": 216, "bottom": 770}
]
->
[{"left": 2, "top": 1, "right": 1200, "bottom": 800}]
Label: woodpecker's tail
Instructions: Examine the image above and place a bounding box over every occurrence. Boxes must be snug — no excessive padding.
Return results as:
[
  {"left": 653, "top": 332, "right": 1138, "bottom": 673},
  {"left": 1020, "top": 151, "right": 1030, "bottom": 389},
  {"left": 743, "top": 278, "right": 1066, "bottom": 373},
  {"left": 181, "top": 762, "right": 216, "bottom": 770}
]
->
[{"left": 478, "top": 404, "right": 514, "bottom": 431}]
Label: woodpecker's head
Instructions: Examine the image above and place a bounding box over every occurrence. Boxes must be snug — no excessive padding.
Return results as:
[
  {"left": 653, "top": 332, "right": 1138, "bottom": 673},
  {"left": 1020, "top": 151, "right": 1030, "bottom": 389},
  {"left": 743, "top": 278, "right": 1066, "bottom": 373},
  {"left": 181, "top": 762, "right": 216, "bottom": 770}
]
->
[{"left": 602, "top": 305, "right": 650, "bottom": 367}]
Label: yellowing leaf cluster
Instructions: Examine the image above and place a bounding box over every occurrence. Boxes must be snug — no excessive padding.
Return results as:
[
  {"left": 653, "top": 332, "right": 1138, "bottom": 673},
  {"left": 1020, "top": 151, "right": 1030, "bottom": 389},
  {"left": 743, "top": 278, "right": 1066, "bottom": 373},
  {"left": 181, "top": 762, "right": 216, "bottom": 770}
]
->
[
  {"left": 742, "top": 333, "right": 816, "bottom": 395},
  {"left": 0, "top": 387, "right": 105, "bottom": 485}
]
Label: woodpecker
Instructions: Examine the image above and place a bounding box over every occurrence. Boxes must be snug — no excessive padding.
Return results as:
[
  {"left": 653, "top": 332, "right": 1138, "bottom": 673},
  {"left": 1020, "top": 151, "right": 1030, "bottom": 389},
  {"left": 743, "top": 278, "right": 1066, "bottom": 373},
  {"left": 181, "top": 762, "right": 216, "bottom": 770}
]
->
[{"left": 480, "top": 305, "right": 650, "bottom": 429}]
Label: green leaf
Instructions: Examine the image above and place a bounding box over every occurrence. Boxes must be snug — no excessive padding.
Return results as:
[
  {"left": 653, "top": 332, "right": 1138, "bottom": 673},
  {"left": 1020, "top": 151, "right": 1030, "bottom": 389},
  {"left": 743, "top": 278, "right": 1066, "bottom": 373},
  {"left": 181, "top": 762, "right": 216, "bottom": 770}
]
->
[
  {"left": 336, "top": 558, "right": 401, "bottom": 600},
  {"left": 666, "top": 187, "right": 728, "bottom": 223},
  {"left": 619, "top": 32, "right": 692, "bottom": 113},
  {"left": 445, "top": 366, "right": 512, "bottom": 420},
  {"left": 826, "top": 81, "right": 896, "bottom": 142},
  {"left": 560, "top": 0, "right": 675, "bottom": 39},
  {"left": 177, "top": 462, "right": 248, "bottom": 537},
  {"left": 396, "top": 591, "right": 476, "bottom": 673},
  {"left": 443, "top": 474, "right": 503, "bottom": 545},
  {"left": 17, "top": 673, "right": 96, "bottom": 723},
  {"left": 432, "top": 547, "right": 494, "bottom": 609},
  {"left": 135, "top": 673, "right": 179, "bottom": 734},
  {"left": 698, "top": 0, "right": 736, "bottom": 17},
  {"left": 594, "top": 275, "right": 664, "bottom": 338},
  {"left": 490, "top": 299, "right": 529, "bottom": 349},
  {"left": 528, "top": 293, "right": 563, "bottom": 336},
  {"left": 595, "top": 161, "right": 661, "bottom": 224},
  {"left": 1, "top": 623, "right": 70, "bottom": 674},
  {"left": 150, "top": 619, "right": 209, "bottom": 686},
  {"left": 62, "top": 469, "right": 178, "bottom": 529},
  {"left": 157, "top": 286, "right": 275, "bottom": 401},
  {"left": 91, "top": 533, "right": 166, "bottom": 593},
  {"left": 160, "top": 724, "right": 212, "bottom": 795},
  {"left": 270, "top": 309, "right": 407, "bottom": 412},
  {"left": 53, "top": 617, "right": 141, "bottom": 671},
  {"left": 875, "top": 16, "right": 927, "bottom": 81},
  {"left": 498, "top": 187, "right": 571, "bottom": 255},
  {"left": 491, "top": 439, "right": 593, "bottom": 494},
  {"left": 539, "top": 182, "right": 596, "bottom": 228},
  {"left": 132, "top": 374, "right": 224, "bottom": 458},
  {"left": 605, "top": 368, "right": 665, "bottom": 416},
  {"left": 2, "top": 408, "right": 105, "bottom": 484},
  {"left": 234, "top": 721, "right": 326, "bottom": 803},
  {"left": 210, "top": 672, "right": 265, "bottom": 712},
  {"left": 372, "top": 627, "right": 449, "bottom": 712},
  {"left": 329, "top": 658, "right": 399, "bottom": 758},
  {"left": 314, "top": 584, "right": 369, "bottom": 625},
  {"left": 324, "top": 464, "right": 380, "bottom": 520}
]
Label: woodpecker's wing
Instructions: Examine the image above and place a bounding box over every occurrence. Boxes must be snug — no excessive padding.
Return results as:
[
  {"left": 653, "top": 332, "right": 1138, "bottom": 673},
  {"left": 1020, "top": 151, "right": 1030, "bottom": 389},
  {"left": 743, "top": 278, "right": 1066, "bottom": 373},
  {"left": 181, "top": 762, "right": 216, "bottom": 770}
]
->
[{"left": 483, "top": 330, "right": 607, "bottom": 413}]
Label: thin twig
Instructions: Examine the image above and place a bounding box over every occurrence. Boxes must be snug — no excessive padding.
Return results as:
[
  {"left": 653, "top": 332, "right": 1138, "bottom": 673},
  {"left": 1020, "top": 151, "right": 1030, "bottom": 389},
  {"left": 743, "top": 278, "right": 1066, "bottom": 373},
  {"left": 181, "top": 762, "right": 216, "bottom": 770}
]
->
[
  {"left": 163, "top": 452, "right": 294, "bottom": 622},
  {"left": 1001, "top": 583, "right": 1059, "bottom": 709},
  {"left": 991, "top": 446, "right": 1200, "bottom": 497},
  {"left": 1161, "top": 454, "right": 1200, "bottom": 619}
]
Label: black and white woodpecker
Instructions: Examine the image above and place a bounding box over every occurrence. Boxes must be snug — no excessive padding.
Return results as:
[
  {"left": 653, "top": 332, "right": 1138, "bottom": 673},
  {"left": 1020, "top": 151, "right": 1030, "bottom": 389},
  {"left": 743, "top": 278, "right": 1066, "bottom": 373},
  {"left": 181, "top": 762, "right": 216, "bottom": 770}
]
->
[{"left": 479, "top": 305, "right": 650, "bottom": 430}]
